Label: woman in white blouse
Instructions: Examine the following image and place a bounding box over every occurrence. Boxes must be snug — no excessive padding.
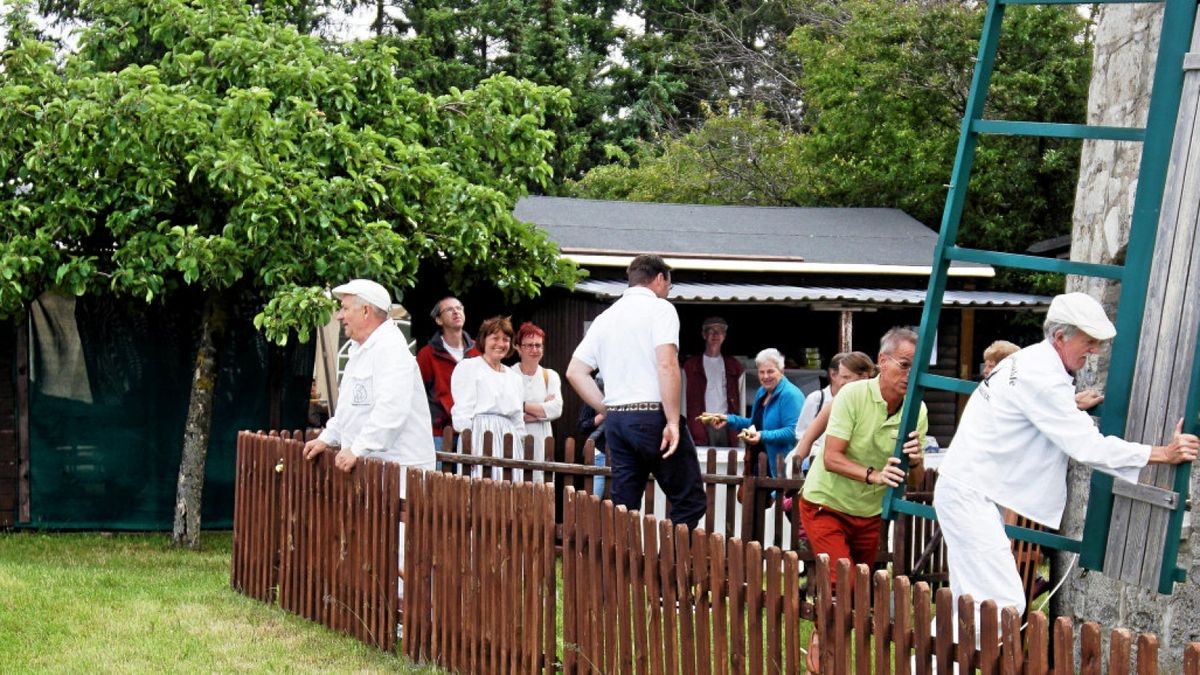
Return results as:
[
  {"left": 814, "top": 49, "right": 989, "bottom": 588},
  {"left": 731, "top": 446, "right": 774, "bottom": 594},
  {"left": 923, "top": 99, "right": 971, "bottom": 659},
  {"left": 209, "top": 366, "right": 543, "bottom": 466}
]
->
[
  {"left": 509, "top": 322, "right": 563, "bottom": 482},
  {"left": 451, "top": 316, "right": 526, "bottom": 479}
]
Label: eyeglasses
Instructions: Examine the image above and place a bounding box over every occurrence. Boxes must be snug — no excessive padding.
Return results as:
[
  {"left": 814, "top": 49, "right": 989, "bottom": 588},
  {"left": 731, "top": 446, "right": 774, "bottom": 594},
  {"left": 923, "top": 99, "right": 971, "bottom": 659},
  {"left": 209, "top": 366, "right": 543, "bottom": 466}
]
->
[
  {"left": 440, "top": 305, "right": 464, "bottom": 315},
  {"left": 520, "top": 343, "right": 544, "bottom": 350},
  {"left": 883, "top": 354, "right": 913, "bottom": 371}
]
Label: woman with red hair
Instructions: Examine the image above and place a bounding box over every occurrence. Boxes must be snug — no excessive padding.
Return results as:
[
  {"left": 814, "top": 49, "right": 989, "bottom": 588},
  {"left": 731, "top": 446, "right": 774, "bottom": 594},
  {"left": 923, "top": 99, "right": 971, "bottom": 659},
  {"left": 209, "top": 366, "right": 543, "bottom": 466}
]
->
[{"left": 509, "top": 321, "right": 562, "bottom": 482}]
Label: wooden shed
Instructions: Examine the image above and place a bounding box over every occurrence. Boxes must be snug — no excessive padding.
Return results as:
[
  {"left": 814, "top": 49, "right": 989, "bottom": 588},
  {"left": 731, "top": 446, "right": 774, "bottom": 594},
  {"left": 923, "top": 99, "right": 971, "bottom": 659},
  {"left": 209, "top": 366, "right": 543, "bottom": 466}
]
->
[{"left": 409, "top": 196, "right": 1057, "bottom": 447}]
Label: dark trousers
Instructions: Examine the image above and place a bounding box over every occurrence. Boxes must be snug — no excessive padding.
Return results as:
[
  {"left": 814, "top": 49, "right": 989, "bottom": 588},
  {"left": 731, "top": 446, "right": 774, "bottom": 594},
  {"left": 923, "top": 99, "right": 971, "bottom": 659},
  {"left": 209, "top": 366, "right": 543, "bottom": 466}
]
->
[{"left": 605, "top": 410, "right": 707, "bottom": 529}]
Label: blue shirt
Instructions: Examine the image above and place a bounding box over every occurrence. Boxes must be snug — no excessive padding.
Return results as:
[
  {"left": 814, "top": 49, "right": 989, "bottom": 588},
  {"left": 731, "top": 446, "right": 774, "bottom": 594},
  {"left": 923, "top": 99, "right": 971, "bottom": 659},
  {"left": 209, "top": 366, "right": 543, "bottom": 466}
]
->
[{"left": 726, "top": 377, "right": 804, "bottom": 477}]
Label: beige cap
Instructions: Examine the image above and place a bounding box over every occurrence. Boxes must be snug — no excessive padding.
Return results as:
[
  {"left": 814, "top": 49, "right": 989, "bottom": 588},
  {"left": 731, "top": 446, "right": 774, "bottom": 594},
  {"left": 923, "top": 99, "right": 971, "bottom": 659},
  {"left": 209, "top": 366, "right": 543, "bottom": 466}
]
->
[
  {"left": 1045, "top": 292, "right": 1116, "bottom": 340},
  {"left": 332, "top": 279, "right": 392, "bottom": 313}
]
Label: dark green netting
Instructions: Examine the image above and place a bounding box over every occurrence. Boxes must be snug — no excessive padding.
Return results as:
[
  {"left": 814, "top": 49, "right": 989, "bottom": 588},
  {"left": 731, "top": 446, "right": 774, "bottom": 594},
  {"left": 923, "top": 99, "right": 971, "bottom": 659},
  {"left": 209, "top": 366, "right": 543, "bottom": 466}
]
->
[{"left": 24, "top": 290, "right": 312, "bottom": 530}]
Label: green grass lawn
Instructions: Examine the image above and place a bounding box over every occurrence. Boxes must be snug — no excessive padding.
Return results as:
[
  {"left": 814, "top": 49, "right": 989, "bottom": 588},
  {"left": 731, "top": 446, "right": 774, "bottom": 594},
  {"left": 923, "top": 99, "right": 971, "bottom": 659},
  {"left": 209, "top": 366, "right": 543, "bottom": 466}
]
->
[{"left": 0, "top": 531, "right": 440, "bottom": 674}]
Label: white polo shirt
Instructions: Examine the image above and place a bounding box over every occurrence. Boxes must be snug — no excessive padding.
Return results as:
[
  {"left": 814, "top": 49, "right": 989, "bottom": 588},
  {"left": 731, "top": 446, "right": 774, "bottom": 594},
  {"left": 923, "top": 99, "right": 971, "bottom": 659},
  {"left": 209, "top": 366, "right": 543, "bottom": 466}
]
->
[
  {"left": 939, "top": 339, "right": 1150, "bottom": 528},
  {"left": 573, "top": 286, "right": 679, "bottom": 406},
  {"left": 318, "top": 321, "right": 436, "bottom": 469}
]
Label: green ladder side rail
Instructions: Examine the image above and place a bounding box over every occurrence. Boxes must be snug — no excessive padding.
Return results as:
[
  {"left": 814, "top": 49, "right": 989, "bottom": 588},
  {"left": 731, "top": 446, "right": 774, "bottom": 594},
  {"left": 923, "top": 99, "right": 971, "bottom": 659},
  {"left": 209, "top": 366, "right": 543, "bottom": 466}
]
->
[
  {"left": 1157, "top": 324, "right": 1200, "bottom": 591},
  {"left": 880, "top": 0, "right": 1199, "bottom": 592}
]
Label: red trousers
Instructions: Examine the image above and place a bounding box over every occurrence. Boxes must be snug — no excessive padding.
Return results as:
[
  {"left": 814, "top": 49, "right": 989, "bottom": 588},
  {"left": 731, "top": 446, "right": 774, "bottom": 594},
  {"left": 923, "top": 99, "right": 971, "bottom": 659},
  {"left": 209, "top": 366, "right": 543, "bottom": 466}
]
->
[{"left": 798, "top": 496, "right": 882, "bottom": 592}]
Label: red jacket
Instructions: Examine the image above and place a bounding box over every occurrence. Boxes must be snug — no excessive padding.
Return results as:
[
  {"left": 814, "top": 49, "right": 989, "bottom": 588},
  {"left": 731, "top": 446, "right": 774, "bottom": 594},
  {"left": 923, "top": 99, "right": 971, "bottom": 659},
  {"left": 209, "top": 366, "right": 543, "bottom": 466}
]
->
[
  {"left": 682, "top": 353, "right": 744, "bottom": 446},
  {"left": 416, "top": 332, "right": 480, "bottom": 435}
]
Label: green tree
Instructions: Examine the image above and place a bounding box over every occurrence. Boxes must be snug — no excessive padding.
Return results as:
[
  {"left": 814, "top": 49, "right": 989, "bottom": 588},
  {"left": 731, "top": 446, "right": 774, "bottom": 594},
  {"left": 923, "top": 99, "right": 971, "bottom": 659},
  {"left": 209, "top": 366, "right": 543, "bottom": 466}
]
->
[
  {"left": 790, "top": 0, "right": 1091, "bottom": 260},
  {"left": 0, "top": 0, "right": 579, "bottom": 547},
  {"left": 615, "top": 0, "right": 803, "bottom": 134},
  {"left": 368, "top": 0, "right": 626, "bottom": 180},
  {"left": 574, "top": 0, "right": 1091, "bottom": 289},
  {"left": 573, "top": 105, "right": 804, "bottom": 205}
]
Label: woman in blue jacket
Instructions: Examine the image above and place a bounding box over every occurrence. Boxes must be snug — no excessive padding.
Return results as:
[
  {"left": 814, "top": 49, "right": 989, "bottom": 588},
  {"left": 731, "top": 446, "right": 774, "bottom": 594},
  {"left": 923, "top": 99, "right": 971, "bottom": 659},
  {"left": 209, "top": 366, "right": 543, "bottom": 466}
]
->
[{"left": 709, "top": 348, "right": 804, "bottom": 478}]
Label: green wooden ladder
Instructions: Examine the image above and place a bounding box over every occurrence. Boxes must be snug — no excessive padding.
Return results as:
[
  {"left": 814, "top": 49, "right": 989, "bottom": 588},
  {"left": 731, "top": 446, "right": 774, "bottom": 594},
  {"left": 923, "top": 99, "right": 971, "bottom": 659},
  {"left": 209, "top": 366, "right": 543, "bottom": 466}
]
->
[{"left": 881, "top": 0, "right": 1199, "bottom": 594}]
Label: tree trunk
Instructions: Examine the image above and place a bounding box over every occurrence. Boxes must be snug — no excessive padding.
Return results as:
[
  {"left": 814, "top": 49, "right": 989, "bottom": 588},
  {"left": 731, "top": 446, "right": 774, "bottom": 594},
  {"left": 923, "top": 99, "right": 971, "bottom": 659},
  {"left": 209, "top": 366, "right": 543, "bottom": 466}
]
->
[
  {"left": 1056, "top": 4, "right": 1200, "bottom": 666},
  {"left": 172, "top": 295, "right": 225, "bottom": 549}
]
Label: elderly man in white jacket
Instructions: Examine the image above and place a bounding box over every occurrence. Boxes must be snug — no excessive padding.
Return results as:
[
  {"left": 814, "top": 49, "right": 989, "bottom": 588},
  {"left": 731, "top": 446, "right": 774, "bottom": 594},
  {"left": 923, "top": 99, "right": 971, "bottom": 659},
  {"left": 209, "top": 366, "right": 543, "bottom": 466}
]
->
[
  {"left": 935, "top": 292, "right": 1199, "bottom": 619},
  {"left": 303, "top": 279, "right": 436, "bottom": 482}
]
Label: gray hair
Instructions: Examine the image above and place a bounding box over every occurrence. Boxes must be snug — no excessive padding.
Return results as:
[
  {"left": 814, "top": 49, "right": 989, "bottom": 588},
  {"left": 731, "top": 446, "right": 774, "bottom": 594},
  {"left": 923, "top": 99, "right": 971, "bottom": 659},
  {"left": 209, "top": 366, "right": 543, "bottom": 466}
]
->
[
  {"left": 755, "top": 348, "right": 786, "bottom": 370},
  {"left": 1042, "top": 320, "right": 1080, "bottom": 342},
  {"left": 349, "top": 294, "right": 389, "bottom": 320},
  {"left": 880, "top": 327, "right": 919, "bottom": 355}
]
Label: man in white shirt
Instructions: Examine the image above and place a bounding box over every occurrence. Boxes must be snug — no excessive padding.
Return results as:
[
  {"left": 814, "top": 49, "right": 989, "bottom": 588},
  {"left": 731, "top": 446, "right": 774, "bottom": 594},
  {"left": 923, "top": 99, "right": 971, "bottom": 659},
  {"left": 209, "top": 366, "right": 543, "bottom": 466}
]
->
[
  {"left": 936, "top": 292, "right": 1199, "bottom": 618},
  {"left": 303, "top": 279, "right": 437, "bottom": 478},
  {"left": 566, "top": 254, "right": 707, "bottom": 528}
]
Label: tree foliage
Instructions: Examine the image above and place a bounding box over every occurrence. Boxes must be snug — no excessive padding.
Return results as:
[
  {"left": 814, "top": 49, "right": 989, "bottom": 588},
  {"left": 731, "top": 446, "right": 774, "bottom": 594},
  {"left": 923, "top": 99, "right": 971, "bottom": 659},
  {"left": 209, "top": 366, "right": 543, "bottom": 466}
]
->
[
  {"left": 341, "top": 0, "right": 627, "bottom": 181},
  {"left": 617, "top": 0, "right": 804, "bottom": 134},
  {"left": 0, "top": 0, "right": 579, "bottom": 342},
  {"left": 2, "top": 0, "right": 581, "bottom": 545},
  {"left": 572, "top": 0, "right": 1092, "bottom": 286}
]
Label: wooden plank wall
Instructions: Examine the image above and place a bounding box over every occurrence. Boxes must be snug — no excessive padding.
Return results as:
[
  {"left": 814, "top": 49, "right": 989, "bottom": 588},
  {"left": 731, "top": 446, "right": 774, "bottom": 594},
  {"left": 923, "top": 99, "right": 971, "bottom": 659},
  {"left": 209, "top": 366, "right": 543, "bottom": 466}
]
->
[
  {"left": 0, "top": 319, "right": 17, "bottom": 527},
  {"left": 1105, "top": 26, "right": 1200, "bottom": 589},
  {"left": 229, "top": 430, "right": 402, "bottom": 652}
]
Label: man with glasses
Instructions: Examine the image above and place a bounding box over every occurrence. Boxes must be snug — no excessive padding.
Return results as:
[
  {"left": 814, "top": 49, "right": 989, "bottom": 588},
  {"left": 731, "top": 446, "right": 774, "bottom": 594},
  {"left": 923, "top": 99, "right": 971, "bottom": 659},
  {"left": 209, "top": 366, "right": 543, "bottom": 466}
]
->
[
  {"left": 417, "top": 296, "right": 481, "bottom": 450},
  {"left": 566, "top": 254, "right": 707, "bottom": 528},
  {"left": 798, "top": 327, "right": 927, "bottom": 583}
]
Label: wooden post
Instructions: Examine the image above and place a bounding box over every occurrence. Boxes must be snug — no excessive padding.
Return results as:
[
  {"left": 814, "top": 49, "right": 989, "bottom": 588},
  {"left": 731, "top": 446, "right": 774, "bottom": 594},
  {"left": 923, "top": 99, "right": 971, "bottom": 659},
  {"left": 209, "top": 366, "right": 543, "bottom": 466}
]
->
[
  {"left": 16, "top": 310, "right": 29, "bottom": 523},
  {"left": 958, "top": 307, "right": 975, "bottom": 417},
  {"left": 839, "top": 310, "right": 854, "bottom": 352}
]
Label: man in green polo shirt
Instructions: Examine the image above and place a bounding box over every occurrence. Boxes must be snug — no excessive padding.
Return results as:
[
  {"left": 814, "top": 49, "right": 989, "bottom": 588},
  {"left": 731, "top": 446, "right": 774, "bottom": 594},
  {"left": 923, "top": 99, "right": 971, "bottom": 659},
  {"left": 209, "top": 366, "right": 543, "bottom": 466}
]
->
[{"left": 799, "top": 326, "right": 927, "bottom": 579}]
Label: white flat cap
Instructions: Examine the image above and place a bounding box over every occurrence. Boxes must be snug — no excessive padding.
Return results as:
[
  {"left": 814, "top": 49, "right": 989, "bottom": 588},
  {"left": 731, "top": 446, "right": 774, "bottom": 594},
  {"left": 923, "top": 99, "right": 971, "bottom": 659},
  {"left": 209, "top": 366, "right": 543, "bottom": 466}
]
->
[
  {"left": 332, "top": 279, "right": 391, "bottom": 313},
  {"left": 1046, "top": 292, "right": 1116, "bottom": 340}
]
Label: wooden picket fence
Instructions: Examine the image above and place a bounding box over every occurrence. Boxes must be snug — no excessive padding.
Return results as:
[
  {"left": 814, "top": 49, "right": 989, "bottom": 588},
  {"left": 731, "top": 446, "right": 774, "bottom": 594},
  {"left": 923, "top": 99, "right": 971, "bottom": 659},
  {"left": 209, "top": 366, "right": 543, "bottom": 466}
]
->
[
  {"left": 403, "top": 470, "right": 557, "bottom": 673},
  {"left": 230, "top": 430, "right": 402, "bottom": 652},
  {"left": 231, "top": 430, "right": 1200, "bottom": 672},
  {"left": 440, "top": 429, "right": 948, "bottom": 589}
]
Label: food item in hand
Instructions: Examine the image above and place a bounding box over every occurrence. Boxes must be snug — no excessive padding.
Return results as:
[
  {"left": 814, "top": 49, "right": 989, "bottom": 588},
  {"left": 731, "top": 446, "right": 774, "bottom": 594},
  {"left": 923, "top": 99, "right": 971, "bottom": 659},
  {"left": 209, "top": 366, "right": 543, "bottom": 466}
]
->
[
  {"left": 696, "top": 412, "right": 724, "bottom": 425},
  {"left": 737, "top": 425, "right": 758, "bottom": 441}
]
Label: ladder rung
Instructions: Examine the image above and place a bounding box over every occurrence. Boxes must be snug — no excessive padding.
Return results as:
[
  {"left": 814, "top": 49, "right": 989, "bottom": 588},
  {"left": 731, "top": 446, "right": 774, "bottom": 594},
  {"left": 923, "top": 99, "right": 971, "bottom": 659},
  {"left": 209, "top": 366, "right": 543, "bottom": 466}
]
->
[
  {"left": 917, "top": 373, "right": 978, "bottom": 396},
  {"left": 946, "top": 247, "right": 1125, "bottom": 280},
  {"left": 888, "top": 499, "right": 1084, "bottom": 552},
  {"left": 889, "top": 498, "right": 937, "bottom": 521},
  {"left": 1003, "top": 523, "right": 1083, "bottom": 553},
  {"left": 1001, "top": 0, "right": 1161, "bottom": 5},
  {"left": 973, "top": 119, "right": 1145, "bottom": 142}
]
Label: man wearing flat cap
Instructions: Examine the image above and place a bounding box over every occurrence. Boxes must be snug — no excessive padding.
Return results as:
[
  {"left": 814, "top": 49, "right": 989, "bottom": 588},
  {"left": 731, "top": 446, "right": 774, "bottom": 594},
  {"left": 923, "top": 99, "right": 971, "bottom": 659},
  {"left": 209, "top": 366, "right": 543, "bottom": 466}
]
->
[
  {"left": 935, "top": 292, "right": 1199, "bottom": 620},
  {"left": 683, "top": 317, "right": 744, "bottom": 447},
  {"left": 304, "top": 279, "right": 436, "bottom": 477}
]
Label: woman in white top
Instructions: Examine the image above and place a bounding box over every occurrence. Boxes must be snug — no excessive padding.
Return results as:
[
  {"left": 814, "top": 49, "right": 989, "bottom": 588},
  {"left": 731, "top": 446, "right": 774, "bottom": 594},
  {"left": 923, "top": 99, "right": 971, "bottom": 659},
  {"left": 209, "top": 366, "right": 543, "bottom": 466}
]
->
[
  {"left": 451, "top": 316, "right": 526, "bottom": 479},
  {"left": 509, "top": 321, "right": 562, "bottom": 483},
  {"left": 785, "top": 351, "right": 877, "bottom": 478}
]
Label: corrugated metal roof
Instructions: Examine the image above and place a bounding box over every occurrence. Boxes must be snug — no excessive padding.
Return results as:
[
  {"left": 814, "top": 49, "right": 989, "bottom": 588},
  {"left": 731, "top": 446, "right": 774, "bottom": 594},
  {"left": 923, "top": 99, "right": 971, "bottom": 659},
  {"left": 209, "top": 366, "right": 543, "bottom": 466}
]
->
[{"left": 574, "top": 280, "right": 1051, "bottom": 309}]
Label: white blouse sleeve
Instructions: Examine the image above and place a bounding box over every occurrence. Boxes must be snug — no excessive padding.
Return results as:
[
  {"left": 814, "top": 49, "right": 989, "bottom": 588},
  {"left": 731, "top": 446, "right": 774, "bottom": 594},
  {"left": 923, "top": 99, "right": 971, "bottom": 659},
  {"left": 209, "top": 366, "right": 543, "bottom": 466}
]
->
[
  {"left": 450, "top": 358, "right": 478, "bottom": 433},
  {"left": 542, "top": 368, "right": 564, "bottom": 421}
]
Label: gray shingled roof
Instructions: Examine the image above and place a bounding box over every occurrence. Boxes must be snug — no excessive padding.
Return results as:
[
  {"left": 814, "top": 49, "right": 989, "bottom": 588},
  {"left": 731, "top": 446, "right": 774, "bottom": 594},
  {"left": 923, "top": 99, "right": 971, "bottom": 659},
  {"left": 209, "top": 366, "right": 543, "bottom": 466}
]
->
[{"left": 514, "top": 196, "right": 982, "bottom": 270}]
